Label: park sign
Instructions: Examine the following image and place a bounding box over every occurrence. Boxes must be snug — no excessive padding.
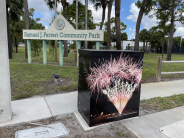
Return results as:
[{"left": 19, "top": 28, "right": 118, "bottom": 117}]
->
[{"left": 23, "top": 14, "right": 104, "bottom": 41}]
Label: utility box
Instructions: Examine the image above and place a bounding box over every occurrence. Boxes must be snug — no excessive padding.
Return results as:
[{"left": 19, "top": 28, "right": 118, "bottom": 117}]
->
[{"left": 78, "top": 50, "right": 144, "bottom": 127}]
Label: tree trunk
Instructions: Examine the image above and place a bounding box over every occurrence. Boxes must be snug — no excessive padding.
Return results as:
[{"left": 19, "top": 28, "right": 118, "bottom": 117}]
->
[
  {"left": 143, "top": 41, "right": 145, "bottom": 52},
  {"left": 6, "top": 6, "right": 13, "bottom": 59},
  {"left": 146, "top": 41, "right": 148, "bottom": 53},
  {"left": 162, "top": 35, "right": 164, "bottom": 58},
  {"left": 63, "top": 5, "right": 68, "bottom": 57},
  {"left": 134, "top": 0, "right": 147, "bottom": 51},
  {"left": 23, "top": 0, "right": 29, "bottom": 59},
  {"left": 166, "top": 5, "right": 175, "bottom": 61},
  {"left": 15, "top": 37, "right": 18, "bottom": 53},
  {"left": 64, "top": 40, "right": 68, "bottom": 57},
  {"left": 115, "top": 0, "right": 121, "bottom": 50},
  {"left": 100, "top": 6, "right": 106, "bottom": 30},
  {"left": 107, "top": 0, "right": 113, "bottom": 49}
]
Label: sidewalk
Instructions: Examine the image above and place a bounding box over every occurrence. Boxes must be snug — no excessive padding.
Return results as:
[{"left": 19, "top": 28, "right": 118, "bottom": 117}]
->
[{"left": 0, "top": 79, "right": 184, "bottom": 137}]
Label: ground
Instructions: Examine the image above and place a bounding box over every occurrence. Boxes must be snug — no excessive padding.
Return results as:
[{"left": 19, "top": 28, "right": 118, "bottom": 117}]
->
[
  {"left": 10, "top": 47, "right": 184, "bottom": 100},
  {"left": 1, "top": 47, "right": 184, "bottom": 137}
]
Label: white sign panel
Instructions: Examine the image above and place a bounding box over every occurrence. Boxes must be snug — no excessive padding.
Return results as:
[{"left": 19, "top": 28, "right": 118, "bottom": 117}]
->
[{"left": 23, "top": 14, "right": 104, "bottom": 41}]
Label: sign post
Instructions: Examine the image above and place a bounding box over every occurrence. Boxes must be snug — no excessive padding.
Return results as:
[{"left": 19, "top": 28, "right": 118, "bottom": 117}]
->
[
  {"left": 59, "top": 40, "right": 63, "bottom": 66},
  {"left": 27, "top": 39, "right": 32, "bottom": 63},
  {"left": 0, "top": 0, "right": 12, "bottom": 122},
  {"left": 43, "top": 40, "right": 47, "bottom": 65}
]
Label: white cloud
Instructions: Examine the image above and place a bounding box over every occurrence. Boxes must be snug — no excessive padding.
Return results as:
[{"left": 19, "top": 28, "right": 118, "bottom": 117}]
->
[
  {"left": 28, "top": 0, "right": 113, "bottom": 28},
  {"left": 129, "top": 28, "right": 132, "bottom": 31},
  {"left": 126, "top": 3, "right": 184, "bottom": 38},
  {"left": 88, "top": 1, "right": 115, "bottom": 24}
]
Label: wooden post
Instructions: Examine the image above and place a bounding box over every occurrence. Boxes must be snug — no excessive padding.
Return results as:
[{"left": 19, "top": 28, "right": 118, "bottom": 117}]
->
[
  {"left": 156, "top": 56, "right": 162, "bottom": 81},
  {"left": 43, "top": 40, "right": 47, "bottom": 65},
  {"left": 27, "top": 39, "right": 32, "bottom": 63},
  {"left": 77, "top": 41, "right": 81, "bottom": 67},
  {"left": 59, "top": 40, "right": 63, "bottom": 66},
  {"left": 96, "top": 41, "right": 100, "bottom": 50}
]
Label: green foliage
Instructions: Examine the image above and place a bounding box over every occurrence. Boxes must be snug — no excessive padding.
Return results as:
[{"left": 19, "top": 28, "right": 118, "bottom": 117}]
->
[
  {"left": 31, "top": 40, "right": 42, "bottom": 57},
  {"left": 66, "top": 1, "right": 96, "bottom": 30},
  {"left": 121, "top": 32, "right": 128, "bottom": 41},
  {"left": 139, "top": 29, "right": 150, "bottom": 43},
  {"left": 135, "top": 0, "right": 156, "bottom": 15},
  {"left": 104, "top": 17, "right": 127, "bottom": 42}
]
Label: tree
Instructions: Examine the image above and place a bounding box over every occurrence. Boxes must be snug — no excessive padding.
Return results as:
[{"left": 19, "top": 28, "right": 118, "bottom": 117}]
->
[
  {"left": 139, "top": 29, "right": 150, "bottom": 52},
  {"left": 106, "top": 0, "right": 114, "bottom": 49},
  {"left": 66, "top": 1, "right": 96, "bottom": 30},
  {"left": 157, "top": 0, "right": 184, "bottom": 61},
  {"left": 29, "top": 8, "right": 35, "bottom": 29},
  {"left": 23, "top": 0, "right": 29, "bottom": 59},
  {"left": 149, "top": 30, "right": 162, "bottom": 53},
  {"left": 44, "top": 0, "right": 69, "bottom": 58},
  {"left": 90, "top": 0, "right": 108, "bottom": 29},
  {"left": 115, "top": 0, "right": 121, "bottom": 50},
  {"left": 134, "top": 0, "right": 156, "bottom": 51},
  {"left": 6, "top": 0, "right": 23, "bottom": 59},
  {"left": 121, "top": 32, "right": 128, "bottom": 50},
  {"left": 104, "top": 18, "right": 127, "bottom": 43}
]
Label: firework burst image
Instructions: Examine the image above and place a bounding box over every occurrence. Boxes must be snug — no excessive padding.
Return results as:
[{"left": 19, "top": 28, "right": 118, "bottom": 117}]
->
[{"left": 86, "top": 54, "right": 142, "bottom": 114}]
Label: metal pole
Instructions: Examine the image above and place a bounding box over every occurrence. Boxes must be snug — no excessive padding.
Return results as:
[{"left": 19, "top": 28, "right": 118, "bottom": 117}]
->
[
  {"left": 85, "top": 0, "right": 88, "bottom": 49},
  {"left": 59, "top": 40, "right": 63, "bottom": 66},
  {"left": 76, "top": 0, "right": 78, "bottom": 30},
  {"left": 27, "top": 39, "right": 32, "bottom": 63},
  {"left": 54, "top": 0, "right": 57, "bottom": 62},
  {"left": 43, "top": 40, "right": 47, "bottom": 65},
  {"left": 75, "top": 0, "right": 78, "bottom": 62}
]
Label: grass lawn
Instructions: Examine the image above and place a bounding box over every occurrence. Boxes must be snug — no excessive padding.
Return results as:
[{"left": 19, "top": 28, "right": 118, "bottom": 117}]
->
[{"left": 10, "top": 47, "right": 184, "bottom": 100}]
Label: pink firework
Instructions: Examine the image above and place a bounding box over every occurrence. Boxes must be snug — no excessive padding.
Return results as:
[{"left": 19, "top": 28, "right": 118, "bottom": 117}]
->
[{"left": 86, "top": 54, "right": 142, "bottom": 114}]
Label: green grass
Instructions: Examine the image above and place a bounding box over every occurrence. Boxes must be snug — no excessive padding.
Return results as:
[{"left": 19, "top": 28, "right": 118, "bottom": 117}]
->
[
  {"left": 10, "top": 47, "right": 184, "bottom": 100},
  {"left": 10, "top": 47, "right": 77, "bottom": 100},
  {"left": 141, "top": 94, "right": 184, "bottom": 110},
  {"left": 142, "top": 53, "right": 184, "bottom": 81}
]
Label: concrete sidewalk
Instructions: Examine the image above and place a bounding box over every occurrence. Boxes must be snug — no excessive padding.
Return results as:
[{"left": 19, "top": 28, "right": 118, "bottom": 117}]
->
[{"left": 0, "top": 80, "right": 184, "bottom": 137}]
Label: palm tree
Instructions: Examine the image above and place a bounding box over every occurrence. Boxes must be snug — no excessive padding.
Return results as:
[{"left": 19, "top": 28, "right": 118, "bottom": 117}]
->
[
  {"left": 134, "top": 0, "right": 156, "bottom": 51},
  {"left": 6, "top": 0, "right": 23, "bottom": 59},
  {"left": 139, "top": 29, "right": 150, "bottom": 52},
  {"left": 115, "top": 0, "right": 121, "bottom": 50},
  {"left": 106, "top": 0, "right": 114, "bottom": 49},
  {"left": 91, "top": 0, "right": 108, "bottom": 30},
  {"left": 44, "top": 0, "right": 69, "bottom": 57}
]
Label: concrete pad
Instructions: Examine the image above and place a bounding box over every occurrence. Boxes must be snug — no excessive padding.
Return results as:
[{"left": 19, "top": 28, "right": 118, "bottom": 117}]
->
[
  {"left": 74, "top": 111, "right": 139, "bottom": 131},
  {"left": 0, "top": 97, "right": 52, "bottom": 127},
  {"left": 15, "top": 123, "right": 68, "bottom": 138},
  {"left": 160, "top": 120, "right": 184, "bottom": 138},
  {"left": 122, "top": 118, "right": 168, "bottom": 138},
  {"left": 74, "top": 111, "right": 98, "bottom": 131},
  {"left": 141, "top": 84, "right": 174, "bottom": 99},
  {"left": 45, "top": 91, "right": 78, "bottom": 116},
  {"left": 122, "top": 106, "right": 184, "bottom": 138}
]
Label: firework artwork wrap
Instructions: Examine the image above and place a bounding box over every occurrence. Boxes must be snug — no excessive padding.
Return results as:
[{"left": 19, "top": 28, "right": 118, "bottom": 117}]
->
[{"left": 78, "top": 50, "right": 144, "bottom": 127}]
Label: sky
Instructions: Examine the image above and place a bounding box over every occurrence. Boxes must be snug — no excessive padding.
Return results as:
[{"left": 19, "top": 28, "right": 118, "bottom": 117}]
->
[{"left": 28, "top": 0, "right": 184, "bottom": 40}]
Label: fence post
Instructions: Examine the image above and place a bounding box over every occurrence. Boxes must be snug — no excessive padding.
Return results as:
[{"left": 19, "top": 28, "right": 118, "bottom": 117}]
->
[{"left": 156, "top": 56, "right": 162, "bottom": 81}]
